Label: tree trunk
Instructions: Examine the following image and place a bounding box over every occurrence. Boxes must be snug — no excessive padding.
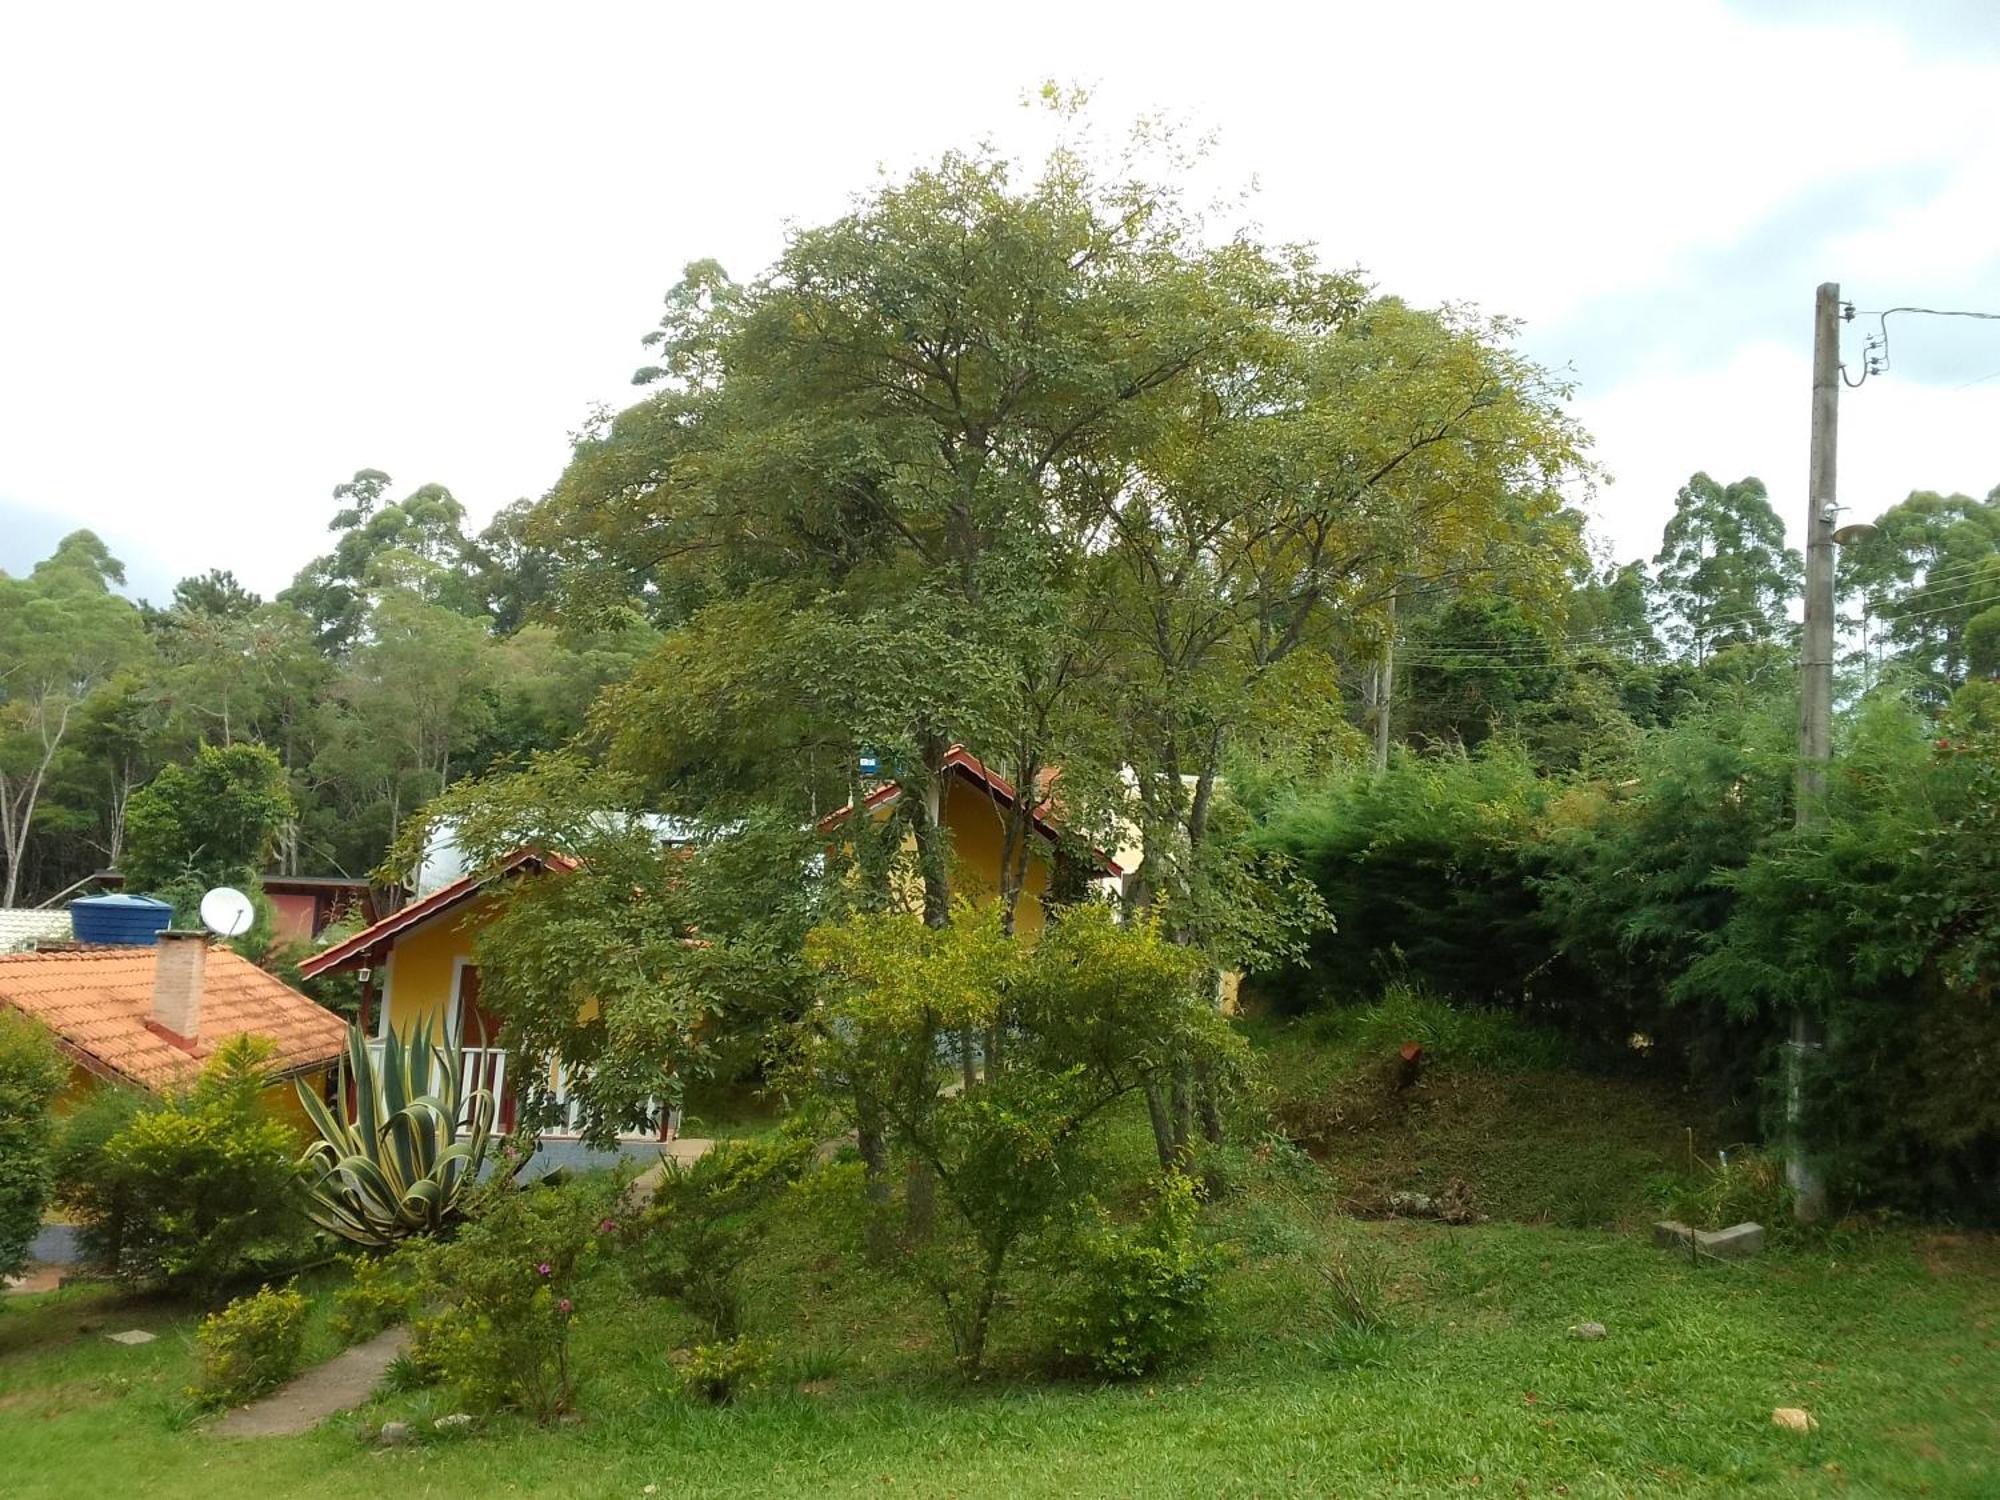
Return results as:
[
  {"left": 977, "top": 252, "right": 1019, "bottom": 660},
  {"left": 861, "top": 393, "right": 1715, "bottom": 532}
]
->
[
  {"left": 1143, "top": 1078, "right": 1177, "bottom": 1172},
  {"left": 906, "top": 736, "right": 952, "bottom": 928},
  {"left": 856, "top": 1094, "right": 893, "bottom": 1263},
  {"left": 958, "top": 1239, "right": 1009, "bottom": 1377}
]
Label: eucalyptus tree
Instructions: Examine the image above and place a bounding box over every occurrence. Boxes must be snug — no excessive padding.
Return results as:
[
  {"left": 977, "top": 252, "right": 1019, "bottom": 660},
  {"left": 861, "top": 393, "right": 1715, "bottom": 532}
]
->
[
  {"left": 1652, "top": 473, "right": 1801, "bottom": 665},
  {"left": 0, "top": 532, "right": 148, "bottom": 903},
  {"left": 1838, "top": 486, "right": 1999, "bottom": 701}
]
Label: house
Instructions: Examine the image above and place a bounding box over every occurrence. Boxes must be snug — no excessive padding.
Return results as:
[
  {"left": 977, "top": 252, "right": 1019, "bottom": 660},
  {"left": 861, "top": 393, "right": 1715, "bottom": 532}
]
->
[
  {"left": 86, "top": 871, "right": 381, "bottom": 946},
  {"left": 0, "top": 908, "right": 73, "bottom": 953},
  {"left": 817, "top": 745, "right": 1124, "bottom": 935},
  {"left": 295, "top": 848, "right": 681, "bottom": 1170},
  {"left": 292, "top": 755, "right": 1119, "bottom": 1164},
  {"left": 0, "top": 933, "right": 347, "bottom": 1123}
]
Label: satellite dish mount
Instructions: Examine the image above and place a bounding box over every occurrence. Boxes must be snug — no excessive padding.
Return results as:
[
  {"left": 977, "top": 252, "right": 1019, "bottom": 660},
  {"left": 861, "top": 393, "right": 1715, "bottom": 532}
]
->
[{"left": 199, "top": 886, "right": 256, "bottom": 939}]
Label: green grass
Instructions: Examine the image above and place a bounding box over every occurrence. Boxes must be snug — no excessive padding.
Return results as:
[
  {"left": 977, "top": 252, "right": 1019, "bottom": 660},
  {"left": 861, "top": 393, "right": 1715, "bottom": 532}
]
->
[
  {"left": 4, "top": 1015, "right": 1996, "bottom": 1498},
  {"left": 7, "top": 1195, "right": 1995, "bottom": 1496},
  {"left": 1252, "top": 992, "right": 1732, "bottom": 1228}
]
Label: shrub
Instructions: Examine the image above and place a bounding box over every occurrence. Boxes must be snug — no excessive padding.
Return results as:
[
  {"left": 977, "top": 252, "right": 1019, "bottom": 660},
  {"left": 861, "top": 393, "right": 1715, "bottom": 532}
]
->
[
  {"left": 627, "top": 1127, "right": 813, "bottom": 1338},
  {"left": 328, "top": 1250, "right": 426, "bottom": 1345},
  {"left": 406, "top": 1175, "right": 614, "bottom": 1421},
  {"left": 58, "top": 1038, "right": 305, "bottom": 1303},
  {"left": 0, "top": 1012, "right": 65, "bottom": 1284},
  {"left": 1657, "top": 1148, "right": 1790, "bottom": 1235},
  {"left": 49, "top": 1085, "right": 146, "bottom": 1272},
  {"left": 191, "top": 1283, "right": 309, "bottom": 1407},
  {"left": 1054, "top": 1174, "right": 1225, "bottom": 1379},
  {"left": 800, "top": 905, "right": 1238, "bottom": 1375},
  {"left": 674, "top": 1337, "right": 776, "bottom": 1405},
  {"left": 298, "top": 1021, "right": 512, "bottom": 1247}
]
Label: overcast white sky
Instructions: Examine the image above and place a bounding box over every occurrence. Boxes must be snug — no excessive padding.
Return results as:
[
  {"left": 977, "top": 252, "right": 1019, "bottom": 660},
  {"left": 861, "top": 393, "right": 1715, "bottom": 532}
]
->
[{"left": 2, "top": 0, "right": 1995, "bottom": 602}]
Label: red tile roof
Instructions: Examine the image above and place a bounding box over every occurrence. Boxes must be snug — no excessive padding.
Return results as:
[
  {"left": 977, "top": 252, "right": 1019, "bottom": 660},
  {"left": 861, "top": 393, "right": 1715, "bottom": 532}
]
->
[
  {"left": 0, "top": 945, "right": 347, "bottom": 1093},
  {"left": 818, "top": 746, "right": 1122, "bottom": 875},
  {"left": 296, "top": 848, "right": 577, "bottom": 980}
]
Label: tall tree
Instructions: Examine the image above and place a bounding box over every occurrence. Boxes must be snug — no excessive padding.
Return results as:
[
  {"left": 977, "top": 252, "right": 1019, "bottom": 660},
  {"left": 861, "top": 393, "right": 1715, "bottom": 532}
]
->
[
  {"left": 0, "top": 532, "right": 147, "bottom": 903},
  {"left": 283, "top": 470, "right": 489, "bottom": 653},
  {"left": 1838, "top": 486, "right": 1999, "bottom": 701},
  {"left": 1652, "top": 473, "right": 1801, "bottom": 664}
]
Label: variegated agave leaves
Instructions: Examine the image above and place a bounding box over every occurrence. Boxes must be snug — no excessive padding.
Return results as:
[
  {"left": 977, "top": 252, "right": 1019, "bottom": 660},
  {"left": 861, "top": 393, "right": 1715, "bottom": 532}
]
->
[{"left": 296, "top": 1021, "right": 512, "bottom": 1247}]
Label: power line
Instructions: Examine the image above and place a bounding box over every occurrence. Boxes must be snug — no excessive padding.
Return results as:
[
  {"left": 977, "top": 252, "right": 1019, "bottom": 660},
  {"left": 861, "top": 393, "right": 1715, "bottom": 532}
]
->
[{"left": 1841, "top": 302, "right": 2000, "bottom": 388}]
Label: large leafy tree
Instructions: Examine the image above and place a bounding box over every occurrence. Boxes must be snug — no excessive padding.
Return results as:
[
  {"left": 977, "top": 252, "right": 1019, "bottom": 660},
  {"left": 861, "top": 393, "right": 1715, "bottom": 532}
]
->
[
  {"left": 0, "top": 531, "right": 148, "bottom": 903},
  {"left": 1838, "top": 486, "right": 1999, "bottom": 701},
  {"left": 121, "top": 741, "right": 295, "bottom": 894},
  {"left": 282, "top": 470, "right": 490, "bottom": 654},
  {"left": 1652, "top": 473, "right": 1801, "bottom": 664}
]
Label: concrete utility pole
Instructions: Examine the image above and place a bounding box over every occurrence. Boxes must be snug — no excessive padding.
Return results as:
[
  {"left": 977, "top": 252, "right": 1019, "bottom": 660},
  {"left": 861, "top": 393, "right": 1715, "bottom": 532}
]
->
[{"left": 1787, "top": 281, "right": 1840, "bottom": 1225}]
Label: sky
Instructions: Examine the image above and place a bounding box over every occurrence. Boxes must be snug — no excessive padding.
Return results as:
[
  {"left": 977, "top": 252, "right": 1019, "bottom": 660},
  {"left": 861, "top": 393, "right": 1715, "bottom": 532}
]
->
[{"left": 2, "top": 0, "right": 1995, "bottom": 603}]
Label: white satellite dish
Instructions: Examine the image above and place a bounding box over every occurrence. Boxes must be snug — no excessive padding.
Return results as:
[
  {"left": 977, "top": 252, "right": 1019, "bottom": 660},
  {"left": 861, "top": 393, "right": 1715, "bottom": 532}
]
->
[{"left": 199, "top": 886, "right": 256, "bottom": 939}]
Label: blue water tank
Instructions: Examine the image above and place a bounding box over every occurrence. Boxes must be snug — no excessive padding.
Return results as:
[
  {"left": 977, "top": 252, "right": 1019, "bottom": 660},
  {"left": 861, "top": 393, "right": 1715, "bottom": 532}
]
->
[{"left": 69, "top": 893, "right": 175, "bottom": 946}]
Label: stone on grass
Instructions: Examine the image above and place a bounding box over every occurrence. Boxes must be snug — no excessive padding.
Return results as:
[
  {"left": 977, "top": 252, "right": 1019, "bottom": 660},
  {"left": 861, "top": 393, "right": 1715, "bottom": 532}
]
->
[
  {"left": 1568, "top": 1321, "right": 1607, "bottom": 1341},
  {"left": 1772, "top": 1406, "right": 1817, "bottom": 1433},
  {"left": 1652, "top": 1220, "right": 1766, "bottom": 1259},
  {"left": 105, "top": 1329, "right": 156, "bottom": 1345},
  {"left": 434, "top": 1413, "right": 474, "bottom": 1432},
  {"left": 1696, "top": 1222, "right": 1765, "bottom": 1259},
  {"left": 376, "top": 1421, "right": 411, "bottom": 1447}
]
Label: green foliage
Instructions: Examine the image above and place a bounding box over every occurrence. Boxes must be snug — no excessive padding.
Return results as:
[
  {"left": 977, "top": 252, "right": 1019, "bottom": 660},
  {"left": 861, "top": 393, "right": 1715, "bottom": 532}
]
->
[
  {"left": 121, "top": 741, "right": 295, "bottom": 893},
  {"left": 57, "top": 1038, "right": 305, "bottom": 1302},
  {"left": 627, "top": 1128, "right": 814, "bottom": 1338},
  {"left": 1053, "top": 1173, "right": 1224, "bottom": 1378},
  {"left": 328, "top": 1250, "right": 426, "bottom": 1345},
  {"left": 1651, "top": 472, "right": 1801, "bottom": 663},
  {"left": 405, "top": 1176, "right": 615, "bottom": 1421},
  {"left": 673, "top": 1337, "right": 776, "bottom": 1406},
  {"left": 0, "top": 1012, "right": 65, "bottom": 1283},
  {"left": 1839, "top": 486, "right": 2000, "bottom": 702},
  {"left": 800, "top": 904, "right": 1240, "bottom": 1373},
  {"left": 0, "top": 529, "right": 149, "bottom": 904},
  {"left": 190, "top": 1283, "right": 309, "bottom": 1408},
  {"left": 296, "top": 1021, "right": 510, "bottom": 1247},
  {"left": 1334, "top": 984, "right": 1569, "bottom": 1072},
  {"left": 48, "top": 1085, "right": 145, "bottom": 1271},
  {"left": 1252, "top": 747, "right": 1557, "bottom": 1013},
  {"left": 1654, "top": 1148, "right": 1790, "bottom": 1237}
]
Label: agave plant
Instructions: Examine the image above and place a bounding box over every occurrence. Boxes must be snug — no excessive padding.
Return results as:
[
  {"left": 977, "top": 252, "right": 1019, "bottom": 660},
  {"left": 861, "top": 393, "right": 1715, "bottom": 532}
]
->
[{"left": 297, "top": 1021, "right": 513, "bottom": 1246}]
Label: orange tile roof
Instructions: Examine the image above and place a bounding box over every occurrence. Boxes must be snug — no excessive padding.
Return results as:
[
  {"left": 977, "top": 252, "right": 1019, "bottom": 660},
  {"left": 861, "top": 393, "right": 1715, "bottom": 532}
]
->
[{"left": 0, "top": 945, "right": 347, "bottom": 1093}]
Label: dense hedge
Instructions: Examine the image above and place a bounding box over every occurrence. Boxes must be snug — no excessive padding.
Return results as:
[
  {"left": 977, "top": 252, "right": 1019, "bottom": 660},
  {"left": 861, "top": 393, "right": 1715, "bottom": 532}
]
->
[{"left": 1254, "top": 686, "right": 2000, "bottom": 1218}]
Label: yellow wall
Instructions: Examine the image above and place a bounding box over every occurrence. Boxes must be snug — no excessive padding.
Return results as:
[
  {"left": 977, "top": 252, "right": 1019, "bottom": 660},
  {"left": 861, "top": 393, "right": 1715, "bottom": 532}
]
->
[
  {"left": 379, "top": 894, "right": 490, "bottom": 1036},
  {"left": 862, "top": 777, "right": 1061, "bottom": 936},
  {"left": 939, "top": 778, "right": 1054, "bottom": 937}
]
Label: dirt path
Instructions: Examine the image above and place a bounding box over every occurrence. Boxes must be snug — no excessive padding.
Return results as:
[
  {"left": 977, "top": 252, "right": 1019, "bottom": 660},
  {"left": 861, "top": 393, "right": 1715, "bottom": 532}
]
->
[{"left": 209, "top": 1326, "right": 409, "bottom": 1438}]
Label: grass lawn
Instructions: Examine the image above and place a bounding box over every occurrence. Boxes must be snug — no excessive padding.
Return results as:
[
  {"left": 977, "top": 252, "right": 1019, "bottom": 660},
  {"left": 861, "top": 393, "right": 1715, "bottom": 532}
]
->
[{"left": 5, "top": 1012, "right": 1995, "bottom": 1498}]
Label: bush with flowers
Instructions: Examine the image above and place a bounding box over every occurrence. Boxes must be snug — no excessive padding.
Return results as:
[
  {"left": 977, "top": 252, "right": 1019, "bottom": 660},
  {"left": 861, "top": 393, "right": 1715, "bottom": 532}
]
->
[{"left": 406, "top": 1172, "right": 622, "bottom": 1420}]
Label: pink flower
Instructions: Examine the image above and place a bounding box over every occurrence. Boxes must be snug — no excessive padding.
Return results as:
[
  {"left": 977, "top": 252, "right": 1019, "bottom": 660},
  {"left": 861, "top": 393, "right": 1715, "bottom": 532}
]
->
[
  {"left": 537, "top": 1262, "right": 552, "bottom": 1277},
  {"left": 559, "top": 1298, "right": 573, "bottom": 1315},
  {"left": 599, "top": 1218, "right": 618, "bottom": 1234}
]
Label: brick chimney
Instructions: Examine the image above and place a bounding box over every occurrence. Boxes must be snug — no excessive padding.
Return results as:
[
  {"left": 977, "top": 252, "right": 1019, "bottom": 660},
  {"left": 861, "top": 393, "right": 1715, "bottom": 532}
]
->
[{"left": 151, "top": 930, "right": 209, "bottom": 1043}]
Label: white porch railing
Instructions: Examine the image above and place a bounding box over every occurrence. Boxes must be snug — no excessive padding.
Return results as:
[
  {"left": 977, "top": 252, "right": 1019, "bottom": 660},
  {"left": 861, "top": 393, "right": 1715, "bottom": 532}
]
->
[
  {"left": 459, "top": 1047, "right": 508, "bottom": 1126},
  {"left": 549, "top": 1060, "right": 677, "bottom": 1141}
]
